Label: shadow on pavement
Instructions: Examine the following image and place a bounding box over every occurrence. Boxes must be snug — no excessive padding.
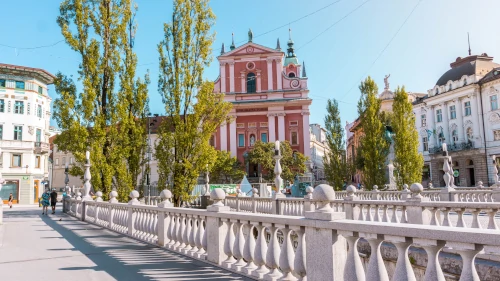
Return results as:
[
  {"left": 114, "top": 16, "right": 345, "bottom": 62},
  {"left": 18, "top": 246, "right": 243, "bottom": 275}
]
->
[{"left": 38, "top": 214, "right": 250, "bottom": 281}]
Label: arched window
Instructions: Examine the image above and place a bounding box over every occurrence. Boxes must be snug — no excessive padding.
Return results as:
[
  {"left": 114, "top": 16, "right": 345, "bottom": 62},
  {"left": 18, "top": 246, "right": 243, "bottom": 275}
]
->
[
  {"left": 452, "top": 130, "right": 458, "bottom": 143},
  {"left": 288, "top": 72, "right": 296, "bottom": 78},
  {"left": 463, "top": 79, "right": 467, "bottom": 86},
  {"left": 466, "top": 127, "right": 473, "bottom": 140},
  {"left": 438, "top": 131, "right": 445, "bottom": 145},
  {"left": 449, "top": 84, "right": 453, "bottom": 91},
  {"left": 435, "top": 88, "right": 439, "bottom": 95},
  {"left": 247, "top": 73, "right": 256, "bottom": 93}
]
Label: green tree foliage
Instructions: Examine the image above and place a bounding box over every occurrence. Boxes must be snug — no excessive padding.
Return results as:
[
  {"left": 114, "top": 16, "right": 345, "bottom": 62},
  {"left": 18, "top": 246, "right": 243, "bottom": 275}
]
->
[
  {"left": 357, "top": 77, "right": 389, "bottom": 190},
  {"left": 323, "top": 99, "right": 348, "bottom": 190},
  {"left": 54, "top": 0, "right": 149, "bottom": 201},
  {"left": 155, "top": 0, "right": 232, "bottom": 206},
  {"left": 392, "top": 86, "right": 424, "bottom": 187},
  {"left": 247, "top": 141, "right": 307, "bottom": 185},
  {"left": 210, "top": 150, "right": 245, "bottom": 184}
]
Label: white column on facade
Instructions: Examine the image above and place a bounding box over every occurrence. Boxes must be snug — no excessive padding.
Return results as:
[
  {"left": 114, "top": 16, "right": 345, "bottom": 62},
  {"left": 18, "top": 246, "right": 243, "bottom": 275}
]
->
[
  {"left": 276, "top": 59, "right": 283, "bottom": 90},
  {"left": 427, "top": 106, "right": 436, "bottom": 148},
  {"left": 229, "top": 119, "right": 237, "bottom": 157},
  {"left": 302, "top": 111, "right": 311, "bottom": 158},
  {"left": 240, "top": 72, "right": 246, "bottom": 93},
  {"left": 229, "top": 62, "right": 235, "bottom": 93},
  {"left": 220, "top": 122, "right": 227, "bottom": 151},
  {"left": 277, "top": 113, "right": 286, "bottom": 141},
  {"left": 256, "top": 70, "right": 262, "bottom": 93},
  {"left": 266, "top": 59, "right": 273, "bottom": 91},
  {"left": 220, "top": 63, "right": 226, "bottom": 93},
  {"left": 268, "top": 114, "right": 276, "bottom": 142},
  {"left": 455, "top": 98, "right": 465, "bottom": 142},
  {"left": 442, "top": 103, "right": 450, "bottom": 144},
  {"left": 471, "top": 93, "right": 481, "bottom": 146}
]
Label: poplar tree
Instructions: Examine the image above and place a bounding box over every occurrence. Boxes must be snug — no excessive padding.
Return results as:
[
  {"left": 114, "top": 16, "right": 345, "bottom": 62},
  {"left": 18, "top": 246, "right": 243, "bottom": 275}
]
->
[
  {"left": 357, "top": 77, "right": 389, "bottom": 190},
  {"left": 155, "top": 0, "right": 232, "bottom": 206},
  {"left": 323, "top": 99, "right": 348, "bottom": 190},
  {"left": 392, "top": 86, "right": 423, "bottom": 187},
  {"left": 53, "top": 0, "right": 149, "bottom": 201}
]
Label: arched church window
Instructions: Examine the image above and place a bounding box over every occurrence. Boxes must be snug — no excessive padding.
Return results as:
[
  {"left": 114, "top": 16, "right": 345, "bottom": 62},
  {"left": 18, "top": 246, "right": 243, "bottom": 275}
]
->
[
  {"left": 288, "top": 72, "right": 296, "bottom": 78},
  {"left": 247, "top": 73, "right": 256, "bottom": 93}
]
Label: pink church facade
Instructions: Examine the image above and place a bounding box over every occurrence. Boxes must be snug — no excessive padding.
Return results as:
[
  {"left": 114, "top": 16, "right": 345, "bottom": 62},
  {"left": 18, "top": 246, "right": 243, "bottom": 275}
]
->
[{"left": 213, "top": 30, "right": 312, "bottom": 176}]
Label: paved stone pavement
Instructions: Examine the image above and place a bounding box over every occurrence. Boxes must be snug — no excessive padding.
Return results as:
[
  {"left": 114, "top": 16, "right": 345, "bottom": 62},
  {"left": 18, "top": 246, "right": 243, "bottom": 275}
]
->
[{"left": 0, "top": 206, "right": 252, "bottom": 281}]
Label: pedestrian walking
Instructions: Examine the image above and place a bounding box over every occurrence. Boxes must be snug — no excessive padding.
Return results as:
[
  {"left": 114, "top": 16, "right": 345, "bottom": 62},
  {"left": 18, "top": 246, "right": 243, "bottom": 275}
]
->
[
  {"left": 41, "top": 189, "right": 50, "bottom": 215},
  {"left": 8, "top": 193, "right": 13, "bottom": 208},
  {"left": 50, "top": 189, "right": 58, "bottom": 214}
]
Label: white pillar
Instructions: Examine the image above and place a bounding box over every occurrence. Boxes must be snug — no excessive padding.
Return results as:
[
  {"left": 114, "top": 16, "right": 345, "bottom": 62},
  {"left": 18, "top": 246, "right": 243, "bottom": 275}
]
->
[
  {"left": 442, "top": 103, "right": 450, "bottom": 144},
  {"left": 427, "top": 106, "right": 436, "bottom": 148},
  {"left": 268, "top": 114, "right": 276, "bottom": 142},
  {"left": 240, "top": 72, "right": 246, "bottom": 93},
  {"left": 266, "top": 59, "right": 273, "bottom": 91},
  {"left": 256, "top": 71, "right": 261, "bottom": 93},
  {"left": 277, "top": 114, "right": 285, "bottom": 141},
  {"left": 455, "top": 98, "right": 464, "bottom": 142},
  {"left": 229, "top": 62, "right": 235, "bottom": 93},
  {"left": 220, "top": 122, "right": 227, "bottom": 151},
  {"left": 230, "top": 119, "right": 237, "bottom": 157},
  {"left": 471, "top": 93, "right": 480, "bottom": 146},
  {"left": 220, "top": 63, "right": 226, "bottom": 93},
  {"left": 276, "top": 59, "right": 283, "bottom": 90},
  {"left": 302, "top": 111, "right": 311, "bottom": 158}
]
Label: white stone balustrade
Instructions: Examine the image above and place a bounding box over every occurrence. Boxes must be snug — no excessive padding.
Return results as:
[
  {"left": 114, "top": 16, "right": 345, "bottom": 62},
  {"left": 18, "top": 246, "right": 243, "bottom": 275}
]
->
[{"left": 64, "top": 185, "right": 500, "bottom": 281}]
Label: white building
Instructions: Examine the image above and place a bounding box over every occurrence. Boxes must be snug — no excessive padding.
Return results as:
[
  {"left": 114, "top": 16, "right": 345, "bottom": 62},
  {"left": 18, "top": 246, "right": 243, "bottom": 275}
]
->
[
  {"left": 309, "top": 123, "right": 329, "bottom": 180},
  {"left": 0, "top": 63, "right": 55, "bottom": 204},
  {"left": 413, "top": 53, "right": 500, "bottom": 187}
]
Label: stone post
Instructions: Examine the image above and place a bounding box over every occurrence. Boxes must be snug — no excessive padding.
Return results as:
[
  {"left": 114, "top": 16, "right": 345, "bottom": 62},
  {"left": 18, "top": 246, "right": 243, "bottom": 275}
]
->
[
  {"left": 406, "top": 183, "right": 432, "bottom": 225},
  {"left": 305, "top": 184, "right": 347, "bottom": 280},
  {"left": 95, "top": 191, "right": 103, "bottom": 202},
  {"left": 272, "top": 141, "right": 285, "bottom": 214},
  {"left": 157, "top": 189, "right": 173, "bottom": 246},
  {"left": 371, "top": 185, "right": 380, "bottom": 200},
  {"left": 206, "top": 188, "right": 230, "bottom": 265},
  {"left": 343, "top": 185, "right": 359, "bottom": 220},
  {"left": 251, "top": 188, "right": 259, "bottom": 213},
  {"left": 81, "top": 201, "right": 87, "bottom": 221},
  {"left": 401, "top": 184, "right": 411, "bottom": 200},
  {"left": 82, "top": 151, "right": 93, "bottom": 201},
  {"left": 127, "top": 190, "right": 140, "bottom": 236}
]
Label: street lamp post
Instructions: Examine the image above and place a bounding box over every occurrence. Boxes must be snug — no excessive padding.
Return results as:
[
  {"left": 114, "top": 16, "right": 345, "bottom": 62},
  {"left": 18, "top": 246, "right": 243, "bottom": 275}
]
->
[{"left": 64, "top": 162, "right": 70, "bottom": 197}]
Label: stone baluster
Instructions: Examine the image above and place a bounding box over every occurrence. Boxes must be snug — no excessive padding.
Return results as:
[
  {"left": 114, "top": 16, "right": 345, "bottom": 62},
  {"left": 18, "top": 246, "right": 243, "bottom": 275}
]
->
[
  {"left": 391, "top": 205, "right": 400, "bottom": 223},
  {"left": 429, "top": 207, "right": 440, "bottom": 226},
  {"left": 222, "top": 219, "right": 236, "bottom": 267},
  {"left": 232, "top": 220, "right": 246, "bottom": 271},
  {"left": 252, "top": 223, "right": 269, "bottom": 279},
  {"left": 189, "top": 215, "right": 199, "bottom": 255},
  {"left": 242, "top": 222, "right": 257, "bottom": 275},
  {"left": 157, "top": 190, "right": 173, "bottom": 246},
  {"left": 470, "top": 208, "right": 482, "bottom": 229},
  {"left": 454, "top": 208, "right": 466, "bottom": 227},
  {"left": 195, "top": 216, "right": 206, "bottom": 258},
  {"left": 373, "top": 205, "right": 381, "bottom": 222},
  {"left": 441, "top": 208, "right": 452, "bottom": 227},
  {"left": 414, "top": 239, "right": 446, "bottom": 281},
  {"left": 382, "top": 205, "right": 389, "bottom": 222},
  {"left": 449, "top": 242, "right": 483, "bottom": 281},
  {"left": 389, "top": 236, "right": 416, "bottom": 281},
  {"left": 178, "top": 214, "right": 187, "bottom": 250},
  {"left": 278, "top": 226, "right": 296, "bottom": 280},
  {"left": 183, "top": 215, "right": 193, "bottom": 253},
  {"left": 168, "top": 213, "right": 178, "bottom": 249},
  {"left": 264, "top": 223, "right": 281, "bottom": 280},
  {"left": 400, "top": 206, "right": 408, "bottom": 224},
  {"left": 367, "top": 205, "right": 374, "bottom": 221},
  {"left": 291, "top": 225, "right": 306, "bottom": 280},
  {"left": 362, "top": 233, "right": 389, "bottom": 281},
  {"left": 340, "top": 231, "right": 365, "bottom": 281},
  {"left": 487, "top": 209, "right": 498, "bottom": 230}
]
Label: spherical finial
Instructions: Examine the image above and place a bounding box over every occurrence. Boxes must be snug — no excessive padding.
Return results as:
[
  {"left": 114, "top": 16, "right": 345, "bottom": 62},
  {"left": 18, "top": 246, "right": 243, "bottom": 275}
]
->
[
  {"left": 346, "top": 185, "right": 357, "bottom": 195},
  {"left": 129, "top": 190, "right": 139, "bottom": 199},
  {"left": 160, "top": 189, "right": 172, "bottom": 199},
  {"left": 96, "top": 191, "right": 102, "bottom": 197},
  {"left": 252, "top": 187, "right": 258, "bottom": 194},
  {"left": 477, "top": 181, "right": 484, "bottom": 188},
  {"left": 373, "top": 185, "right": 378, "bottom": 190},
  {"left": 110, "top": 190, "right": 118, "bottom": 198},
  {"left": 403, "top": 184, "right": 409, "bottom": 191},
  {"left": 210, "top": 188, "right": 226, "bottom": 206},
  {"left": 410, "top": 183, "right": 423, "bottom": 197},
  {"left": 306, "top": 186, "right": 314, "bottom": 194},
  {"left": 312, "top": 184, "right": 336, "bottom": 201}
]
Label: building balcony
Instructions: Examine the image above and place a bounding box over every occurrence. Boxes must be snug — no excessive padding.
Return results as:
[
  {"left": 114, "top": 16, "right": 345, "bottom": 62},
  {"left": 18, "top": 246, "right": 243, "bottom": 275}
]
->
[
  {"left": 34, "top": 142, "right": 50, "bottom": 154},
  {"left": 428, "top": 141, "right": 474, "bottom": 154},
  {"left": 0, "top": 140, "right": 33, "bottom": 150}
]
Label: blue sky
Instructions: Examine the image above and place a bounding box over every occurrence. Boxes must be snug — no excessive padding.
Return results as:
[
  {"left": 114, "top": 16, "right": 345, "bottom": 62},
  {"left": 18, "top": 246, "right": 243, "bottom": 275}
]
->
[{"left": 1, "top": 0, "right": 499, "bottom": 128}]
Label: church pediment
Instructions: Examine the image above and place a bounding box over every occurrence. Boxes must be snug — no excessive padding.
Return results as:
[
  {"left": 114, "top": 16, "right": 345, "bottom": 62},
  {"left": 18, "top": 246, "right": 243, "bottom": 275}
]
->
[{"left": 219, "top": 42, "right": 283, "bottom": 58}]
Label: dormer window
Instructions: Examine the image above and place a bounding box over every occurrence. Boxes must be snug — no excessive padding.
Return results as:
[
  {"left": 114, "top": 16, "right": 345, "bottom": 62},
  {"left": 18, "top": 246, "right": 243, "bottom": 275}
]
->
[
  {"left": 288, "top": 72, "right": 296, "bottom": 78},
  {"left": 463, "top": 79, "right": 467, "bottom": 86},
  {"left": 247, "top": 73, "right": 256, "bottom": 93},
  {"left": 449, "top": 84, "right": 452, "bottom": 91},
  {"left": 435, "top": 88, "right": 439, "bottom": 95}
]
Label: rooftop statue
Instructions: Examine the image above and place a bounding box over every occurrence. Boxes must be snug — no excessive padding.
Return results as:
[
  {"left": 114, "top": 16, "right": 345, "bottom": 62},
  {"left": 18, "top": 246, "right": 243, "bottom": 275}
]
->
[
  {"left": 384, "top": 74, "right": 391, "bottom": 90},
  {"left": 248, "top": 28, "right": 253, "bottom": 42}
]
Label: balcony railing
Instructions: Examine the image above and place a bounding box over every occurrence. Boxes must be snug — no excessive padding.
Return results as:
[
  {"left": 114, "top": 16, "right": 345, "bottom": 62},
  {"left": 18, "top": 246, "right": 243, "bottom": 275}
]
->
[
  {"left": 34, "top": 142, "right": 50, "bottom": 154},
  {"left": 428, "top": 141, "right": 474, "bottom": 154}
]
